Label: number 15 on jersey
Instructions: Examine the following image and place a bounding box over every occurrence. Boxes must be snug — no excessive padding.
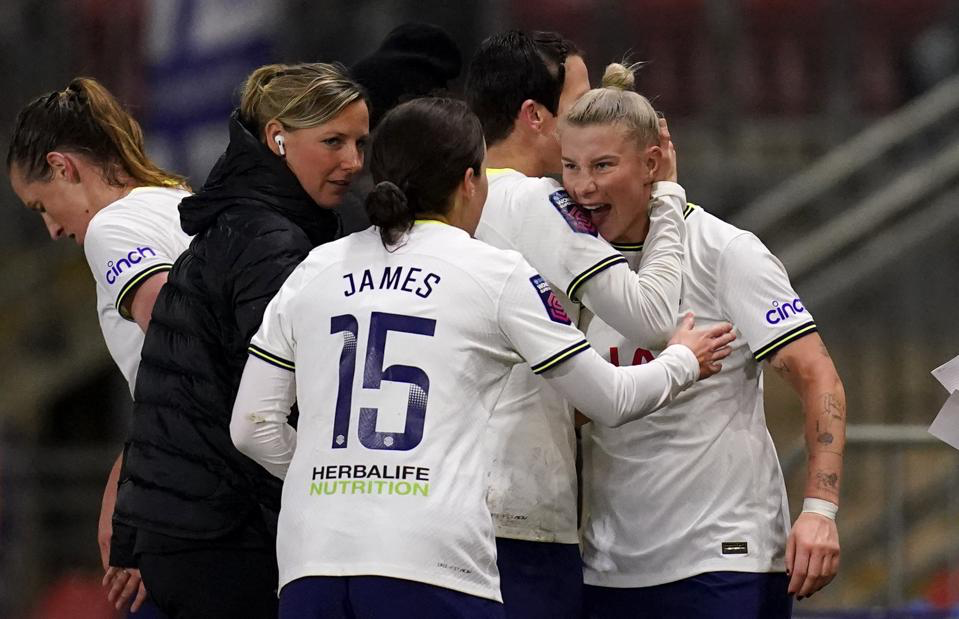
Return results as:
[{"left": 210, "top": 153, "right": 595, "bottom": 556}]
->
[{"left": 330, "top": 312, "right": 436, "bottom": 452}]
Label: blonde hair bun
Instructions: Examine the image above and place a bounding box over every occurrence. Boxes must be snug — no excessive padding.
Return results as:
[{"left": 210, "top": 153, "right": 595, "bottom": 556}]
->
[
  {"left": 565, "top": 61, "right": 658, "bottom": 147},
  {"left": 601, "top": 62, "right": 638, "bottom": 91}
]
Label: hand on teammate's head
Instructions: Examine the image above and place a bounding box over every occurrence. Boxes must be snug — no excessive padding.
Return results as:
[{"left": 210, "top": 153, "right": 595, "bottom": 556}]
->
[
  {"left": 668, "top": 313, "right": 735, "bottom": 380},
  {"left": 652, "top": 116, "right": 678, "bottom": 184}
]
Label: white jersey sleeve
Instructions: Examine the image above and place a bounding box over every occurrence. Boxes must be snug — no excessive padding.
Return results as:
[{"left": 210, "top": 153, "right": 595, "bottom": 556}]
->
[
  {"left": 716, "top": 233, "right": 817, "bottom": 362},
  {"left": 84, "top": 211, "right": 178, "bottom": 320},
  {"left": 496, "top": 260, "right": 591, "bottom": 375},
  {"left": 497, "top": 260, "right": 699, "bottom": 426},
  {"left": 235, "top": 269, "right": 308, "bottom": 478},
  {"left": 247, "top": 270, "right": 301, "bottom": 371},
  {"left": 231, "top": 356, "right": 297, "bottom": 479},
  {"left": 483, "top": 175, "right": 629, "bottom": 302},
  {"left": 544, "top": 343, "right": 698, "bottom": 428},
  {"left": 578, "top": 181, "right": 687, "bottom": 348}
]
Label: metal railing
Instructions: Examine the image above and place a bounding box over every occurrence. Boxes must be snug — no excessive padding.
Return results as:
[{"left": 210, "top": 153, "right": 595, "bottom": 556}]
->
[{"left": 735, "top": 73, "right": 959, "bottom": 240}]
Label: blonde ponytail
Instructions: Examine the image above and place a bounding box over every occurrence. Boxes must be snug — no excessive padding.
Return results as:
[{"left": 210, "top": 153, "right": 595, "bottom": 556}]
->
[{"left": 74, "top": 78, "right": 189, "bottom": 189}]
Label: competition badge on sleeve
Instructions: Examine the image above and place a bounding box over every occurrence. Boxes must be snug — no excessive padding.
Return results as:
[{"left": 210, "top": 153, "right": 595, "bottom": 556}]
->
[
  {"left": 549, "top": 190, "right": 597, "bottom": 236},
  {"left": 530, "top": 275, "right": 572, "bottom": 325}
]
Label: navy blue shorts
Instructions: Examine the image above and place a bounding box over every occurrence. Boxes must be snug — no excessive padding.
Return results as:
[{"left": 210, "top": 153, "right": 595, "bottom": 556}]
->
[
  {"left": 279, "top": 575, "right": 505, "bottom": 619},
  {"left": 496, "top": 538, "right": 583, "bottom": 619},
  {"left": 582, "top": 571, "right": 792, "bottom": 619}
]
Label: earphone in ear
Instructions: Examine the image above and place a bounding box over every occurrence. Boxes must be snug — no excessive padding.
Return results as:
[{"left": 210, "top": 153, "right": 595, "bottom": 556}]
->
[{"left": 274, "top": 134, "right": 286, "bottom": 156}]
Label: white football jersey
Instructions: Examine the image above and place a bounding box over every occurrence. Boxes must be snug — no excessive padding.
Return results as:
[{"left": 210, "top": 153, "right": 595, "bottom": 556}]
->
[
  {"left": 475, "top": 169, "right": 689, "bottom": 543},
  {"left": 581, "top": 205, "right": 816, "bottom": 587},
  {"left": 475, "top": 168, "right": 626, "bottom": 543},
  {"left": 249, "top": 222, "right": 593, "bottom": 601},
  {"left": 83, "top": 186, "right": 191, "bottom": 393}
]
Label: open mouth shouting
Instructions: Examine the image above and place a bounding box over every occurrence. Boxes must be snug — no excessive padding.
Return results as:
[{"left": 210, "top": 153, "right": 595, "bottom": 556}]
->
[{"left": 581, "top": 203, "right": 612, "bottom": 227}]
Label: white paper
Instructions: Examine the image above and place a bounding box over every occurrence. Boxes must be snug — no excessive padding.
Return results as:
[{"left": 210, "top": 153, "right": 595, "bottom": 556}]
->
[
  {"left": 932, "top": 355, "right": 959, "bottom": 392},
  {"left": 929, "top": 391, "right": 959, "bottom": 450}
]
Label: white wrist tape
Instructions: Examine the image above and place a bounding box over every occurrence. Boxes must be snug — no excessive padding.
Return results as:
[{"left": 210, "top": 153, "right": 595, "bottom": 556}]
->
[{"left": 802, "top": 497, "right": 838, "bottom": 520}]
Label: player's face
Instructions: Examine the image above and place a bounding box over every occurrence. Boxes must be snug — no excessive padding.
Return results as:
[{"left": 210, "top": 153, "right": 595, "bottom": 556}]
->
[
  {"left": 283, "top": 100, "right": 370, "bottom": 208},
  {"left": 9, "top": 162, "right": 94, "bottom": 245},
  {"left": 541, "top": 55, "right": 591, "bottom": 174},
  {"left": 561, "top": 124, "right": 654, "bottom": 243}
]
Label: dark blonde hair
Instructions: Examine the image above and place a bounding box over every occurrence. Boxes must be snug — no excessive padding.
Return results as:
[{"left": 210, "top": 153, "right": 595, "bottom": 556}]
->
[
  {"left": 7, "top": 77, "right": 188, "bottom": 189},
  {"left": 238, "top": 62, "right": 366, "bottom": 138},
  {"left": 563, "top": 62, "right": 659, "bottom": 147}
]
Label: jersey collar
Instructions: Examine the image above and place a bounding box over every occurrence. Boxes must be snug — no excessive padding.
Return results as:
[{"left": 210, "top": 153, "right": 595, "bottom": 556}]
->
[{"left": 486, "top": 167, "right": 520, "bottom": 178}]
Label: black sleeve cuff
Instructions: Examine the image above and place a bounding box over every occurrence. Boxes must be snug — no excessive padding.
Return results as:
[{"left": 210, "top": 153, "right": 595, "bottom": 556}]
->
[
  {"left": 530, "top": 340, "right": 591, "bottom": 374},
  {"left": 754, "top": 321, "right": 818, "bottom": 362},
  {"left": 565, "top": 255, "right": 628, "bottom": 303},
  {"left": 249, "top": 344, "right": 295, "bottom": 371},
  {"left": 115, "top": 263, "right": 173, "bottom": 320}
]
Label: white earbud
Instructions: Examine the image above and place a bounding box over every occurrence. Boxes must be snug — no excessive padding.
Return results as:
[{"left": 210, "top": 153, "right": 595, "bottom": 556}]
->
[{"left": 274, "top": 134, "right": 286, "bottom": 156}]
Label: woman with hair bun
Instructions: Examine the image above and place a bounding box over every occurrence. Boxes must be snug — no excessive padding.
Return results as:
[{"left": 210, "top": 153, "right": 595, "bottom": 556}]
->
[
  {"left": 8, "top": 76, "right": 192, "bottom": 615},
  {"left": 230, "top": 96, "right": 734, "bottom": 618},
  {"left": 110, "top": 62, "right": 369, "bottom": 618},
  {"left": 564, "top": 63, "right": 846, "bottom": 617}
]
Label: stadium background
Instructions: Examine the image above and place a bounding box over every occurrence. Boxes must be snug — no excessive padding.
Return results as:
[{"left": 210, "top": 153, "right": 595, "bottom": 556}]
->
[{"left": 1, "top": 0, "right": 958, "bottom": 616}]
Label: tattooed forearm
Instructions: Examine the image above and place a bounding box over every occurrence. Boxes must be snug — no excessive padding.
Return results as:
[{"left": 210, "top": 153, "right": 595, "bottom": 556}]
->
[
  {"left": 813, "top": 391, "right": 846, "bottom": 455},
  {"left": 816, "top": 470, "right": 839, "bottom": 492},
  {"left": 822, "top": 393, "right": 845, "bottom": 420}
]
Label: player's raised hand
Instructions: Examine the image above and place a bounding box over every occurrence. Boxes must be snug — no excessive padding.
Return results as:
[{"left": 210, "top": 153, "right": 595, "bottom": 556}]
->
[
  {"left": 786, "top": 512, "right": 840, "bottom": 599},
  {"left": 653, "top": 116, "right": 678, "bottom": 184},
  {"left": 667, "top": 313, "right": 735, "bottom": 379}
]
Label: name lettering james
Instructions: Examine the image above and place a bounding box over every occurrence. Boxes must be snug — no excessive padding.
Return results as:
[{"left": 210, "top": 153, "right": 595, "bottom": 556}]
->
[{"left": 343, "top": 265, "right": 441, "bottom": 298}]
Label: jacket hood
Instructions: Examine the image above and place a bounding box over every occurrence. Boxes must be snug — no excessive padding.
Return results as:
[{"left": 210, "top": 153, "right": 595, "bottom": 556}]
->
[{"left": 179, "top": 110, "right": 340, "bottom": 244}]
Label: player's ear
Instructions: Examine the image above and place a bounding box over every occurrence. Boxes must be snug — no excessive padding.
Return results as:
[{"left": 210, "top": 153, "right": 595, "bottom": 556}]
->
[
  {"left": 47, "top": 152, "right": 80, "bottom": 183},
  {"left": 518, "top": 99, "right": 544, "bottom": 133},
  {"left": 461, "top": 166, "right": 478, "bottom": 200},
  {"left": 644, "top": 145, "right": 663, "bottom": 181}
]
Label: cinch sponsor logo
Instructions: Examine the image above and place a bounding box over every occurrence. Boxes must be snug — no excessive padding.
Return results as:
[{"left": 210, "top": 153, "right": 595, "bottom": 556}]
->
[
  {"left": 765, "top": 298, "right": 806, "bottom": 324},
  {"left": 105, "top": 246, "right": 157, "bottom": 285}
]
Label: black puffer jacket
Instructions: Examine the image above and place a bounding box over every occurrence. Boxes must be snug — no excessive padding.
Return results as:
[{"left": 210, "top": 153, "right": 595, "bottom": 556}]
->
[{"left": 113, "top": 112, "right": 339, "bottom": 552}]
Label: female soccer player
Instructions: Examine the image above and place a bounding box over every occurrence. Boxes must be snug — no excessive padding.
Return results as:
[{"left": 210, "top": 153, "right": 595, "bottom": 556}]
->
[
  {"left": 562, "top": 64, "right": 846, "bottom": 618},
  {"left": 230, "top": 97, "right": 734, "bottom": 619},
  {"left": 110, "top": 63, "right": 368, "bottom": 618},
  {"left": 7, "top": 77, "right": 191, "bottom": 615},
  {"left": 465, "top": 32, "right": 688, "bottom": 618}
]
